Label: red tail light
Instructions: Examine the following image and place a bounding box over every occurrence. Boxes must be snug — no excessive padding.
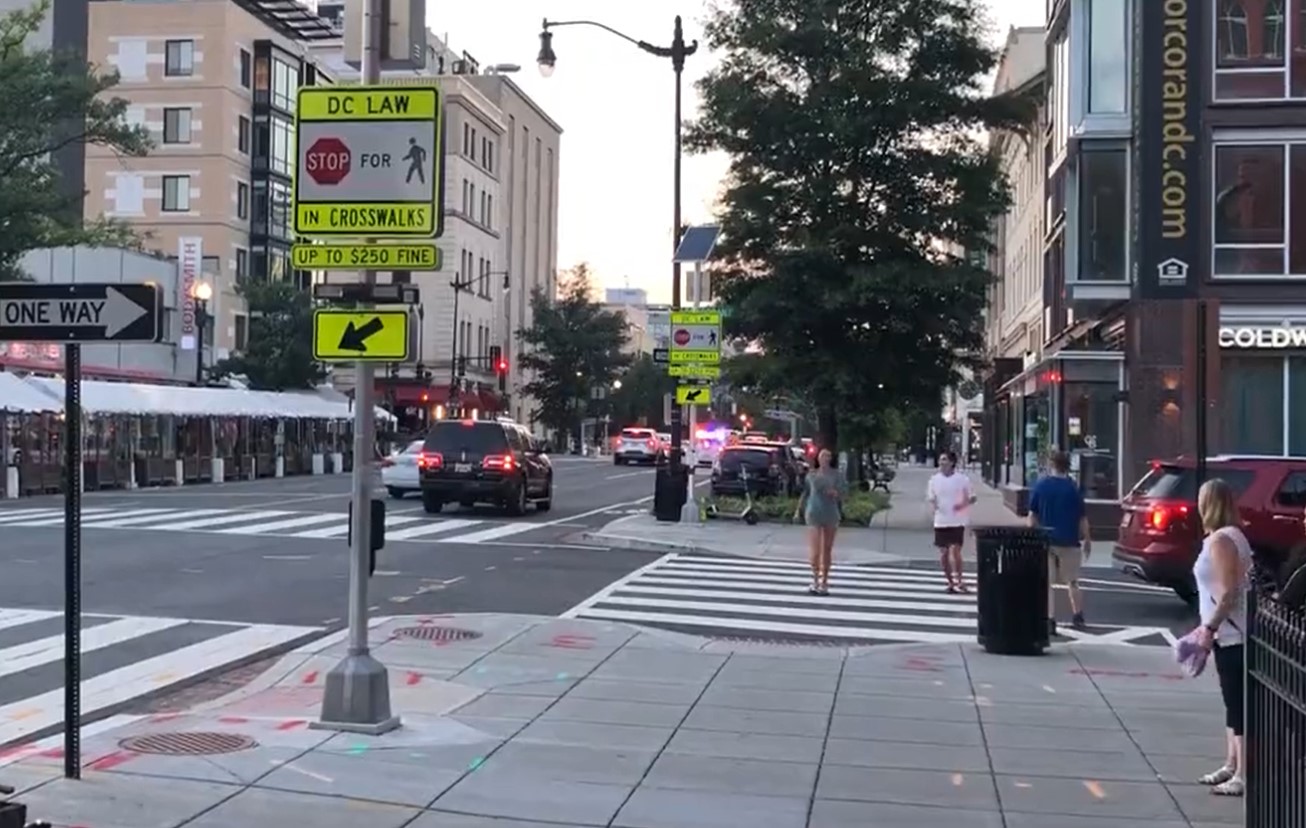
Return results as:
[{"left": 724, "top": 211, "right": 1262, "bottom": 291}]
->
[
  {"left": 647, "top": 439, "right": 658, "bottom": 449},
  {"left": 417, "top": 452, "right": 443, "bottom": 470},
  {"left": 1147, "top": 503, "right": 1189, "bottom": 531},
  {"left": 483, "top": 454, "right": 515, "bottom": 471}
]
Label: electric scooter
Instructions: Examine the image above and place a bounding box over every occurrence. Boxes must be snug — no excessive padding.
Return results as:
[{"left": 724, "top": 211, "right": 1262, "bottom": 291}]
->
[{"left": 705, "top": 465, "right": 759, "bottom": 525}]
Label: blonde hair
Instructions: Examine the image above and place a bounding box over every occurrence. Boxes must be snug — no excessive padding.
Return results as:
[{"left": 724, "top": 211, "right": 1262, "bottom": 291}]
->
[{"left": 1198, "top": 479, "right": 1240, "bottom": 533}]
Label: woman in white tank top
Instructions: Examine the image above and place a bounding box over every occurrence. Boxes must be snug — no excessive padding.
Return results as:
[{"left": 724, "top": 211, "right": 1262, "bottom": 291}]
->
[{"left": 1192, "top": 479, "right": 1253, "bottom": 797}]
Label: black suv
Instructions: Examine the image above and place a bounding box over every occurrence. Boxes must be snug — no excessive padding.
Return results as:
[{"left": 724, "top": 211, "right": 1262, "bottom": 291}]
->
[
  {"left": 711, "top": 443, "right": 803, "bottom": 498},
  {"left": 418, "top": 420, "right": 553, "bottom": 516}
]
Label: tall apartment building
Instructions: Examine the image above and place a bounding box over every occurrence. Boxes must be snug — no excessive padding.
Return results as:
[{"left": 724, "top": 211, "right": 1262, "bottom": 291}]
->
[
  {"left": 984, "top": 0, "right": 1306, "bottom": 528},
  {"left": 82, "top": 0, "right": 335, "bottom": 382}
]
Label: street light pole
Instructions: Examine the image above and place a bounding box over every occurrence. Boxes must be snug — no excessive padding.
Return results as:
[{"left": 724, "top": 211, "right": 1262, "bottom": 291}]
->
[
  {"left": 448, "top": 275, "right": 475, "bottom": 415},
  {"left": 537, "top": 14, "right": 698, "bottom": 472},
  {"left": 193, "top": 281, "right": 212, "bottom": 386}
]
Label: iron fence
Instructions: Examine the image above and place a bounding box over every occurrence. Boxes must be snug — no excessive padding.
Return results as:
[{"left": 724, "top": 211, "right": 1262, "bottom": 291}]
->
[{"left": 1246, "top": 588, "right": 1306, "bottom": 827}]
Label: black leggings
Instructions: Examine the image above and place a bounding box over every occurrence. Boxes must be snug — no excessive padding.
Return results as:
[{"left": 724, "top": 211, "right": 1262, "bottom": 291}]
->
[{"left": 1214, "top": 642, "right": 1245, "bottom": 737}]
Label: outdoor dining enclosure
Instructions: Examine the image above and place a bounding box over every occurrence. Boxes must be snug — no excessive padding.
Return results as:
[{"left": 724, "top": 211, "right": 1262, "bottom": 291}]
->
[{"left": 1, "top": 373, "right": 392, "bottom": 497}]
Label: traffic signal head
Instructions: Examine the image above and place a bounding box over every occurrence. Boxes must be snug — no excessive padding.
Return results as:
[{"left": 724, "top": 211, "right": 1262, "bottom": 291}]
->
[{"left": 495, "top": 356, "right": 508, "bottom": 374}]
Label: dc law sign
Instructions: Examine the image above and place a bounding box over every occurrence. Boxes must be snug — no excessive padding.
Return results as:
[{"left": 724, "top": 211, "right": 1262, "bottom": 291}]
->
[{"left": 1220, "top": 326, "right": 1306, "bottom": 349}]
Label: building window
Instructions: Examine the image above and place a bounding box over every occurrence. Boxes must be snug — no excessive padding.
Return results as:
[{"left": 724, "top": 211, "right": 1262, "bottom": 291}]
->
[
  {"left": 271, "top": 58, "right": 296, "bottom": 112},
  {"left": 1086, "top": 0, "right": 1128, "bottom": 113},
  {"left": 1076, "top": 147, "right": 1128, "bottom": 281},
  {"left": 164, "top": 39, "right": 194, "bottom": 77},
  {"left": 239, "top": 48, "right": 252, "bottom": 89},
  {"left": 234, "top": 313, "right": 248, "bottom": 350},
  {"left": 485, "top": 139, "right": 494, "bottom": 173},
  {"left": 1211, "top": 142, "right": 1304, "bottom": 277},
  {"left": 269, "top": 180, "right": 291, "bottom": 240},
  {"left": 161, "top": 175, "right": 190, "bottom": 211},
  {"left": 271, "top": 117, "right": 293, "bottom": 177},
  {"left": 1220, "top": 354, "right": 1288, "bottom": 453},
  {"left": 238, "top": 115, "right": 250, "bottom": 154},
  {"left": 162, "top": 107, "right": 192, "bottom": 144},
  {"left": 235, "top": 248, "right": 248, "bottom": 283},
  {"left": 251, "top": 180, "right": 268, "bottom": 235},
  {"left": 486, "top": 194, "right": 494, "bottom": 230},
  {"left": 1048, "top": 30, "right": 1069, "bottom": 158},
  {"left": 462, "top": 122, "right": 470, "bottom": 155},
  {"left": 462, "top": 179, "right": 470, "bottom": 213},
  {"left": 1214, "top": 0, "right": 1301, "bottom": 99},
  {"left": 237, "top": 181, "right": 249, "bottom": 219},
  {"left": 480, "top": 190, "right": 487, "bottom": 225},
  {"left": 471, "top": 127, "right": 478, "bottom": 162}
]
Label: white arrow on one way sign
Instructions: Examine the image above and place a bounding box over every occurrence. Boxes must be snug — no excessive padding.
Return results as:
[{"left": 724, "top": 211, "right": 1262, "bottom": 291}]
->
[{"left": 0, "top": 286, "right": 149, "bottom": 338}]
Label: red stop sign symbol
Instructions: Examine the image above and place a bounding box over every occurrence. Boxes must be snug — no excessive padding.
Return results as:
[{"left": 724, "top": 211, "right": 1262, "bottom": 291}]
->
[
  {"left": 305, "top": 137, "right": 351, "bottom": 185},
  {"left": 673, "top": 329, "right": 691, "bottom": 346}
]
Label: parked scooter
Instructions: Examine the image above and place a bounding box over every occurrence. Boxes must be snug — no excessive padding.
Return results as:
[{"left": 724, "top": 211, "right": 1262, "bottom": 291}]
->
[{"left": 705, "top": 465, "right": 759, "bottom": 525}]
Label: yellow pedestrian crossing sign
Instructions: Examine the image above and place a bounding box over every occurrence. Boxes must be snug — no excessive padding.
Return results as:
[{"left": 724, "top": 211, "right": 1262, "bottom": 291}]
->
[
  {"left": 313, "top": 309, "right": 410, "bottom": 362},
  {"left": 676, "top": 385, "right": 712, "bottom": 406}
]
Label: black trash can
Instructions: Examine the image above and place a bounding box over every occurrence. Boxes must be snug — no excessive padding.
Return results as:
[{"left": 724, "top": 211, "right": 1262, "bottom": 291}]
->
[
  {"left": 974, "top": 526, "right": 1050, "bottom": 655},
  {"left": 0, "top": 799, "right": 27, "bottom": 828},
  {"left": 653, "top": 463, "right": 688, "bottom": 523}
]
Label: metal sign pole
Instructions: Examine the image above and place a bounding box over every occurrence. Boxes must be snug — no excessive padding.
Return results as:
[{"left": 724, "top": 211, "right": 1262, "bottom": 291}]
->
[
  {"left": 63, "top": 343, "right": 81, "bottom": 779},
  {"left": 313, "top": 0, "right": 399, "bottom": 735}
]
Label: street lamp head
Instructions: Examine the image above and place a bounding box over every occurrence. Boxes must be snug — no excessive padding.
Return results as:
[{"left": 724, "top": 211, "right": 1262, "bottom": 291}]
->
[
  {"left": 193, "top": 281, "right": 213, "bottom": 302},
  {"left": 612, "top": 380, "right": 622, "bottom": 390},
  {"left": 537, "top": 24, "right": 556, "bottom": 77}
]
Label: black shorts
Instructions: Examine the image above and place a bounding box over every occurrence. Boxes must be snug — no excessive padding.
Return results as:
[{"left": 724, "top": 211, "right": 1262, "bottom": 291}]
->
[
  {"left": 934, "top": 526, "right": 965, "bottom": 548},
  {"left": 1214, "top": 642, "right": 1245, "bottom": 736}
]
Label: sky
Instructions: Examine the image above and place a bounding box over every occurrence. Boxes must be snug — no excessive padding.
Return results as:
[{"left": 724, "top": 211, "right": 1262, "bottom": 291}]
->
[{"left": 428, "top": 1, "right": 1043, "bottom": 303}]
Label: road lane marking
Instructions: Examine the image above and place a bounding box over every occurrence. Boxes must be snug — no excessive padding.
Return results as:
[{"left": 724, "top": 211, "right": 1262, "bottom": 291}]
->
[
  {"left": 383, "top": 518, "right": 481, "bottom": 540},
  {"left": 0, "top": 617, "right": 188, "bottom": 679},
  {"left": 164, "top": 510, "right": 298, "bottom": 530},
  {"left": 560, "top": 553, "right": 677, "bottom": 619}
]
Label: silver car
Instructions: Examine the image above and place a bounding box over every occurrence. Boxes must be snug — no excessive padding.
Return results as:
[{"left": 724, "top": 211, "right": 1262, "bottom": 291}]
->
[
  {"left": 614, "top": 428, "right": 661, "bottom": 465},
  {"left": 381, "top": 439, "right": 424, "bottom": 498}
]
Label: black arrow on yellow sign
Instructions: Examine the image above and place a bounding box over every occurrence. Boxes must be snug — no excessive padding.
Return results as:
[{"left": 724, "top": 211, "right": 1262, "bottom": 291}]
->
[
  {"left": 338, "top": 316, "right": 386, "bottom": 352},
  {"left": 684, "top": 388, "right": 704, "bottom": 402}
]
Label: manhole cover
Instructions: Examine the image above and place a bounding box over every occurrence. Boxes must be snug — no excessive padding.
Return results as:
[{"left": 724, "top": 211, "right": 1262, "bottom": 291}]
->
[
  {"left": 119, "top": 731, "right": 257, "bottom": 756},
  {"left": 395, "top": 625, "right": 482, "bottom": 643}
]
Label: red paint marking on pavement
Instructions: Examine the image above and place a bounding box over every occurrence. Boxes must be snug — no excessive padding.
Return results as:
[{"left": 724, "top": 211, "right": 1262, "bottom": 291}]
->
[
  {"left": 899, "top": 656, "right": 944, "bottom": 673},
  {"left": 86, "top": 750, "right": 138, "bottom": 772},
  {"left": 218, "top": 716, "right": 249, "bottom": 724},
  {"left": 39, "top": 748, "right": 64, "bottom": 759},
  {"left": 406, "top": 672, "right": 423, "bottom": 686},
  {"left": 150, "top": 713, "right": 181, "bottom": 723},
  {"left": 275, "top": 719, "right": 308, "bottom": 731},
  {"left": 548, "top": 634, "right": 596, "bottom": 650},
  {"left": 301, "top": 671, "right": 319, "bottom": 685}
]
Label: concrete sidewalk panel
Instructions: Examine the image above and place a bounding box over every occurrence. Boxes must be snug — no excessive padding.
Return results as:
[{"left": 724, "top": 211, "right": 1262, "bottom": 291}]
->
[
  {"left": 513, "top": 719, "right": 674, "bottom": 752},
  {"left": 411, "top": 814, "right": 584, "bottom": 828},
  {"left": 984, "top": 723, "right": 1141, "bottom": 754},
  {"left": 258, "top": 748, "right": 465, "bottom": 807},
  {"left": 1164, "top": 781, "right": 1248, "bottom": 825},
  {"left": 590, "top": 650, "right": 726, "bottom": 685},
  {"left": 816, "top": 764, "right": 1002, "bottom": 810},
  {"left": 185, "top": 786, "right": 421, "bottom": 827},
  {"left": 723, "top": 653, "right": 845, "bottom": 674},
  {"left": 639, "top": 753, "right": 818, "bottom": 797},
  {"left": 538, "top": 697, "right": 692, "bottom": 728},
  {"left": 821, "top": 738, "right": 991, "bottom": 772},
  {"left": 680, "top": 705, "right": 828, "bottom": 738},
  {"left": 474, "top": 741, "right": 657, "bottom": 786},
  {"left": 566, "top": 677, "right": 707, "bottom": 705},
  {"left": 993, "top": 775, "right": 1186, "bottom": 820},
  {"left": 987, "top": 745, "right": 1157, "bottom": 782},
  {"left": 660, "top": 729, "right": 825, "bottom": 763},
  {"left": 712, "top": 665, "right": 839, "bottom": 693},
  {"left": 432, "top": 773, "right": 634, "bottom": 825},
  {"left": 613, "top": 786, "right": 811, "bottom": 828},
  {"left": 837, "top": 674, "right": 974, "bottom": 699},
  {"left": 809, "top": 798, "right": 1004, "bottom": 828},
  {"left": 695, "top": 685, "right": 835, "bottom": 714},
  {"left": 833, "top": 695, "right": 978, "bottom": 723},
  {"left": 979, "top": 704, "right": 1122, "bottom": 731},
  {"left": 830, "top": 714, "right": 985, "bottom": 747},
  {"left": 447, "top": 691, "right": 556, "bottom": 720},
  {"left": 17, "top": 772, "right": 237, "bottom": 828}
]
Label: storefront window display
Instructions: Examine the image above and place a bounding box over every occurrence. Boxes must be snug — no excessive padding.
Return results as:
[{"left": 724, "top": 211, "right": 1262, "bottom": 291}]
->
[
  {"left": 1021, "top": 392, "right": 1051, "bottom": 488},
  {"left": 1062, "top": 374, "right": 1120, "bottom": 500},
  {"left": 1218, "top": 349, "right": 1306, "bottom": 455}
]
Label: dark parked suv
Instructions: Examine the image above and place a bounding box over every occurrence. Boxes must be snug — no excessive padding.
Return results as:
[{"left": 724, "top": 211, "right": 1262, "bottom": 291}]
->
[
  {"left": 711, "top": 443, "right": 803, "bottom": 498},
  {"left": 1114, "top": 455, "right": 1306, "bottom": 602},
  {"left": 418, "top": 420, "right": 553, "bottom": 516}
]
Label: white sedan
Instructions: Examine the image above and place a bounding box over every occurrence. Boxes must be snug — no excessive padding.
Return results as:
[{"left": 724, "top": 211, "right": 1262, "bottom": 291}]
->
[{"left": 381, "top": 439, "right": 424, "bottom": 498}]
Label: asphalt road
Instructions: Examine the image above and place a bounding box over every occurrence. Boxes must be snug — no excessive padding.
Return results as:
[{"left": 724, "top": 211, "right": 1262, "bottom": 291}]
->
[{"left": 0, "top": 456, "right": 665, "bottom": 627}]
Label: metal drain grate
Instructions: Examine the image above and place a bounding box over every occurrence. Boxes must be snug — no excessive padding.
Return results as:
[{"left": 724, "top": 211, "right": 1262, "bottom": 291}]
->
[
  {"left": 119, "top": 731, "right": 257, "bottom": 756},
  {"left": 395, "top": 625, "right": 483, "bottom": 643}
]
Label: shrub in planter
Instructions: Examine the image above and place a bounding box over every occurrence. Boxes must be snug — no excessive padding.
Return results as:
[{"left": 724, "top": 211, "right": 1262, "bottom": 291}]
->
[{"left": 710, "top": 490, "right": 889, "bottom": 525}]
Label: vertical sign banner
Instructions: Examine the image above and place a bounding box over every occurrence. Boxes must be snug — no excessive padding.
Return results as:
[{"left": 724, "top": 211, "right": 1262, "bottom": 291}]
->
[
  {"left": 178, "top": 237, "right": 202, "bottom": 350},
  {"left": 1134, "top": 0, "right": 1203, "bottom": 298}
]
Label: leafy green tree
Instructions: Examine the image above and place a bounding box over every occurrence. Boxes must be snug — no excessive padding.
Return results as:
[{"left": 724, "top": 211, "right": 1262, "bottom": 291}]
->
[
  {"left": 609, "top": 354, "right": 676, "bottom": 429},
  {"left": 517, "top": 264, "right": 631, "bottom": 443},
  {"left": 688, "top": 0, "right": 1035, "bottom": 451},
  {"left": 210, "top": 281, "right": 324, "bottom": 391},
  {"left": 0, "top": 0, "right": 151, "bottom": 281}
]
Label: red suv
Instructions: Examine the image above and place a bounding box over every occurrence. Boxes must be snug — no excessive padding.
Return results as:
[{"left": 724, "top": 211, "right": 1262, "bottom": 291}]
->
[{"left": 1114, "top": 455, "right": 1306, "bottom": 603}]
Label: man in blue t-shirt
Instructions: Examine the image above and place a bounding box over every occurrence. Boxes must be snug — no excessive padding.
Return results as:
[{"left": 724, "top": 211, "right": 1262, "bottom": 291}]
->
[{"left": 1028, "top": 450, "right": 1090, "bottom": 629}]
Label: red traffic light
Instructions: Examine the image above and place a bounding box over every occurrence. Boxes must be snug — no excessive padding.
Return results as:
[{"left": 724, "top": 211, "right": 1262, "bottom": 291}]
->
[
  {"left": 495, "top": 358, "right": 508, "bottom": 374},
  {"left": 420, "top": 392, "right": 429, "bottom": 403}
]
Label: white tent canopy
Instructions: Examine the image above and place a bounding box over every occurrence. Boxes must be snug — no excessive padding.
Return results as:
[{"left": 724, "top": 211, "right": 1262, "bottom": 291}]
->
[
  {"left": 20, "top": 376, "right": 392, "bottom": 422},
  {"left": 0, "top": 372, "right": 61, "bottom": 414}
]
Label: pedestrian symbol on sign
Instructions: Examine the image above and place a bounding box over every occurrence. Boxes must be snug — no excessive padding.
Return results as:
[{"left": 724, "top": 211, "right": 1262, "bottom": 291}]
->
[
  {"left": 404, "top": 138, "right": 427, "bottom": 184},
  {"left": 709, "top": 330, "right": 717, "bottom": 345}
]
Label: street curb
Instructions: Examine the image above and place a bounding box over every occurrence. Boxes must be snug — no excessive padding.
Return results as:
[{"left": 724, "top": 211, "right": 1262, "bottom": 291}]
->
[
  {"left": 579, "top": 530, "right": 911, "bottom": 567},
  {"left": 0, "top": 626, "right": 325, "bottom": 752}
]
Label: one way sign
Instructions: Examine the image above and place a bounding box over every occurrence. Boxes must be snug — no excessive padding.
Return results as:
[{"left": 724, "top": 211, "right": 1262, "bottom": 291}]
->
[{"left": 0, "top": 283, "right": 161, "bottom": 343}]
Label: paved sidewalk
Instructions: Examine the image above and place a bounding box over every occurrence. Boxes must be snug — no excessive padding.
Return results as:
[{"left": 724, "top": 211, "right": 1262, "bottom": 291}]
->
[{"left": 1, "top": 614, "right": 1242, "bottom": 827}]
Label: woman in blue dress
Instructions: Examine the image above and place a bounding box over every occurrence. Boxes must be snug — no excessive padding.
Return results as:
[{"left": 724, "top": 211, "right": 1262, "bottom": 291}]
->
[{"left": 794, "top": 448, "right": 847, "bottom": 595}]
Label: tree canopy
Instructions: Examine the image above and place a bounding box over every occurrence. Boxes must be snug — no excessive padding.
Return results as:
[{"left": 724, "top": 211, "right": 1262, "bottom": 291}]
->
[
  {"left": 0, "top": 0, "right": 151, "bottom": 281},
  {"left": 210, "top": 281, "right": 324, "bottom": 391},
  {"left": 687, "top": 0, "right": 1035, "bottom": 451},
  {"left": 609, "top": 353, "right": 677, "bottom": 430},
  {"left": 517, "top": 264, "right": 632, "bottom": 439}
]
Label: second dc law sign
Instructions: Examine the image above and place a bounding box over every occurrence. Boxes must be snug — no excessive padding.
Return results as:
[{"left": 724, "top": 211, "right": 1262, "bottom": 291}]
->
[{"left": 293, "top": 86, "right": 444, "bottom": 238}]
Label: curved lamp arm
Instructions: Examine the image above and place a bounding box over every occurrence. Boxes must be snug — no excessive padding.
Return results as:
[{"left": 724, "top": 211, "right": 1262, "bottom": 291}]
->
[{"left": 543, "top": 18, "right": 652, "bottom": 51}]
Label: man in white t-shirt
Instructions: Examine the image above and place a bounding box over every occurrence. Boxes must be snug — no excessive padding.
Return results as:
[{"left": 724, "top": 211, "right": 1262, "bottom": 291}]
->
[{"left": 927, "top": 450, "right": 978, "bottom": 593}]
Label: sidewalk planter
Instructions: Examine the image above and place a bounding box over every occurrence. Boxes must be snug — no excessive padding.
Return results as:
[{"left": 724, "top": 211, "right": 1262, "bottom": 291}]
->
[
  {"left": 710, "top": 491, "right": 890, "bottom": 525},
  {"left": 312, "top": 453, "right": 325, "bottom": 475},
  {"left": 331, "top": 452, "right": 344, "bottom": 473},
  {"left": 974, "top": 526, "right": 1049, "bottom": 656},
  {"left": 211, "top": 456, "right": 225, "bottom": 484},
  {"left": 1246, "top": 589, "right": 1306, "bottom": 826},
  {"left": 5, "top": 466, "right": 18, "bottom": 499}
]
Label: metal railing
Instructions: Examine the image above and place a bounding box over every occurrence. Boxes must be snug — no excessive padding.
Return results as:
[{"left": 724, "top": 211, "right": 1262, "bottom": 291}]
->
[{"left": 1246, "top": 588, "right": 1306, "bottom": 827}]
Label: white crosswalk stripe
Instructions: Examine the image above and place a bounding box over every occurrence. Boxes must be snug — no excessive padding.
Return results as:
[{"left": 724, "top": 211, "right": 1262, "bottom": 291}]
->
[
  {"left": 0, "top": 505, "right": 510, "bottom": 544},
  {"left": 562, "top": 554, "right": 1172, "bottom": 646},
  {"left": 0, "top": 608, "right": 321, "bottom": 748}
]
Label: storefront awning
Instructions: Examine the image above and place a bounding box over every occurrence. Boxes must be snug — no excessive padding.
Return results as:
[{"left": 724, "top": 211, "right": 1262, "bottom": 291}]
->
[
  {"left": 20, "top": 376, "right": 393, "bottom": 422},
  {"left": 0, "top": 372, "right": 61, "bottom": 413}
]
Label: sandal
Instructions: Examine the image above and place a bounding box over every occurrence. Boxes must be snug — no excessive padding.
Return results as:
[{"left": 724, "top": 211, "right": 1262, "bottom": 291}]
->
[
  {"left": 1211, "top": 777, "right": 1244, "bottom": 797},
  {"left": 946, "top": 584, "right": 958, "bottom": 594},
  {"left": 1199, "top": 766, "right": 1235, "bottom": 786}
]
